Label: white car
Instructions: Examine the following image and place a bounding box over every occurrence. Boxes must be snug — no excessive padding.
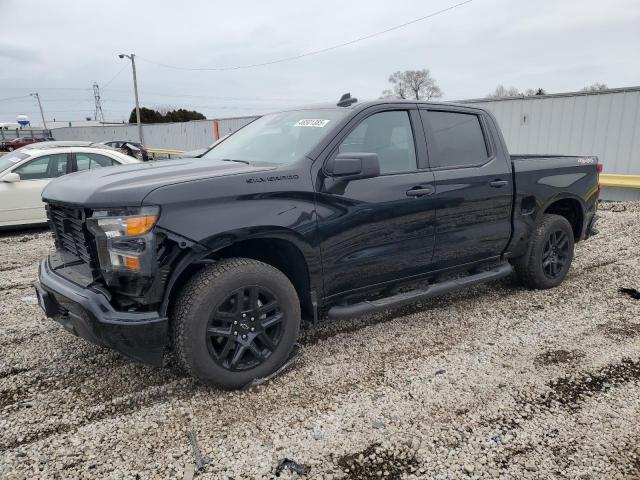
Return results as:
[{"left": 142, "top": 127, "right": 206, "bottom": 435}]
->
[{"left": 0, "top": 142, "right": 140, "bottom": 227}]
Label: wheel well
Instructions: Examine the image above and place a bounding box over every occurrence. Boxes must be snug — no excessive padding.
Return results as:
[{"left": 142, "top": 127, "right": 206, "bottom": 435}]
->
[
  {"left": 212, "top": 238, "right": 313, "bottom": 316},
  {"left": 544, "top": 198, "right": 583, "bottom": 241}
]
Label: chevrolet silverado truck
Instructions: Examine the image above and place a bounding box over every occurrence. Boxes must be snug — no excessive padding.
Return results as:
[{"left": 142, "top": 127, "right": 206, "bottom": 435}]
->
[{"left": 35, "top": 94, "right": 600, "bottom": 388}]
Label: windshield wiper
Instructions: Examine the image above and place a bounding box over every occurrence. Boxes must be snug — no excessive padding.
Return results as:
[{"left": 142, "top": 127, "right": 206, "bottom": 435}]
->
[{"left": 220, "top": 158, "right": 250, "bottom": 165}]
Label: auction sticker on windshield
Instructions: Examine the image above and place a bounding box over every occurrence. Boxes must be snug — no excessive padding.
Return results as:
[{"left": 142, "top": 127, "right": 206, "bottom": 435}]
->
[{"left": 294, "top": 119, "right": 330, "bottom": 128}]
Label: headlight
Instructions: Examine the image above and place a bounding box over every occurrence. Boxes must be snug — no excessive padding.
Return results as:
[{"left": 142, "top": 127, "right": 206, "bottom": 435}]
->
[{"left": 87, "top": 206, "right": 159, "bottom": 276}]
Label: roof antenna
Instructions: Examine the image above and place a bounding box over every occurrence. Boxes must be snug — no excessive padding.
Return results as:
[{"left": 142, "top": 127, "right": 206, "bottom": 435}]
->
[{"left": 337, "top": 92, "right": 358, "bottom": 107}]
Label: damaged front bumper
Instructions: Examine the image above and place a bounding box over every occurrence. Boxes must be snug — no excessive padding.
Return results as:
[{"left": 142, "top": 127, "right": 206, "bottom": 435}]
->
[{"left": 35, "top": 258, "right": 168, "bottom": 366}]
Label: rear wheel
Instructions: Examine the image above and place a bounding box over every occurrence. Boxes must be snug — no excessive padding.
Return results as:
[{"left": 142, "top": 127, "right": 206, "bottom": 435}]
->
[
  {"left": 513, "top": 214, "right": 574, "bottom": 289},
  {"left": 6, "top": 146, "right": 14, "bottom": 152},
  {"left": 172, "top": 258, "right": 300, "bottom": 388}
]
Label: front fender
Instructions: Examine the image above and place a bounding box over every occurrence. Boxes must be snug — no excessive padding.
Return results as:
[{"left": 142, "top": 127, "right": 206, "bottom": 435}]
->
[{"left": 143, "top": 167, "right": 321, "bottom": 314}]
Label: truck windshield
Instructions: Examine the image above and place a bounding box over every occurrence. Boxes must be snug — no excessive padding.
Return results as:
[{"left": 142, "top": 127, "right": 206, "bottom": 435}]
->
[{"left": 202, "top": 109, "right": 347, "bottom": 164}]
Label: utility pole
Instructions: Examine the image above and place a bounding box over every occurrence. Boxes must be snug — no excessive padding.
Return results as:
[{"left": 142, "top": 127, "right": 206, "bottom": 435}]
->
[
  {"left": 30, "top": 93, "right": 48, "bottom": 131},
  {"left": 92, "top": 82, "right": 105, "bottom": 122},
  {"left": 118, "top": 53, "right": 144, "bottom": 144}
]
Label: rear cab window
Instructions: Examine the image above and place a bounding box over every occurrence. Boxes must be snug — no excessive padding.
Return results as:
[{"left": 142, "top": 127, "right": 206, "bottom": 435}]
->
[{"left": 421, "top": 110, "right": 489, "bottom": 168}]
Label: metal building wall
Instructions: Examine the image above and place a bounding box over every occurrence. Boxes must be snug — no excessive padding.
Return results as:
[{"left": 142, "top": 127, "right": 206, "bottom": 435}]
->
[
  {"left": 217, "top": 116, "right": 258, "bottom": 137},
  {"left": 52, "top": 117, "right": 259, "bottom": 151},
  {"left": 52, "top": 124, "right": 138, "bottom": 143},
  {"left": 52, "top": 120, "right": 216, "bottom": 151},
  {"left": 462, "top": 87, "right": 640, "bottom": 201}
]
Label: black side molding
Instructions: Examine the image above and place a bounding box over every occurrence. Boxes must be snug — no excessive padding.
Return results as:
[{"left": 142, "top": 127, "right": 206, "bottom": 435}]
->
[{"left": 327, "top": 262, "right": 513, "bottom": 320}]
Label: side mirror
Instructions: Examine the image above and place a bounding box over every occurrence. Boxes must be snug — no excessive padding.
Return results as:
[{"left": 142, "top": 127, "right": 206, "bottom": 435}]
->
[
  {"left": 325, "top": 152, "right": 380, "bottom": 181},
  {"left": 2, "top": 172, "right": 20, "bottom": 183}
]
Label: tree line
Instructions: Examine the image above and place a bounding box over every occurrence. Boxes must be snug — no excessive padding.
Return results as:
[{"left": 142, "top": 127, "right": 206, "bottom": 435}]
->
[
  {"left": 128, "top": 107, "right": 206, "bottom": 124},
  {"left": 378, "top": 70, "right": 609, "bottom": 100}
]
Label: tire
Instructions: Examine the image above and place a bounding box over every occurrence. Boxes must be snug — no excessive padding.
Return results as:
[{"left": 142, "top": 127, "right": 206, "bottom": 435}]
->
[
  {"left": 172, "top": 258, "right": 300, "bottom": 388},
  {"left": 513, "top": 214, "right": 574, "bottom": 289},
  {"left": 6, "top": 146, "right": 14, "bottom": 152}
]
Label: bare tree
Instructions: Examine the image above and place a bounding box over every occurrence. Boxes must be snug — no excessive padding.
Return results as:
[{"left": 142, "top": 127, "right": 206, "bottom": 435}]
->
[
  {"left": 581, "top": 83, "right": 608, "bottom": 92},
  {"left": 381, "top": 69, "right": 443, "bottom": 101},
  {"left": 524, "top": 88, "right": 547, "bottom": 96},
  {"left": 487, "top": 86, "right": 547, "bottom": 98},
  {"left": 487, "top": 85, "right": 522, "bottom": 98}
]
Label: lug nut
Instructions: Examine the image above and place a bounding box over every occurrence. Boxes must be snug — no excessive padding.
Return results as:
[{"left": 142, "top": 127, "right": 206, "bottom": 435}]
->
[
  {"left": 250, "top": 317, "right": 255, "bottom": 321},
  {"left": 242, "top": 334, "right": 247, "bottom": 339},
  {"left": 242, "top": 313, "right": 246, "bottom": 318},
  {"left": 233, "top": 320, "right": 238, "bottom": 325},
  {"left": 250, "top": 327, "right": 255, "bottom": 332},
  {"left": 234, "top": 331, "right": 238, "bottom": 336}
]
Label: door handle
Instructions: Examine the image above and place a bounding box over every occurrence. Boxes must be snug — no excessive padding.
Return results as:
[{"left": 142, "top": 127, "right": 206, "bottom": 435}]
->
[
  {"left": 490, "top": 180, "right": 508, "bottom": 188},
  {"left": 406, "top": 185, "right": 435, "bottom": 197}
]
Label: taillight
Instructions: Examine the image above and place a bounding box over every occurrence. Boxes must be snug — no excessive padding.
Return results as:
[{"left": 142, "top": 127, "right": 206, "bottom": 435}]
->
[{"left": 597, "top": 163, "right": 603, "bottom": 173}]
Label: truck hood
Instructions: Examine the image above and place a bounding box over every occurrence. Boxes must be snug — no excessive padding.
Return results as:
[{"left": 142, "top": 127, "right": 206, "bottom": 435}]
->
[{"left": 42, "top": 158, "right": 275, "bottom": 207}]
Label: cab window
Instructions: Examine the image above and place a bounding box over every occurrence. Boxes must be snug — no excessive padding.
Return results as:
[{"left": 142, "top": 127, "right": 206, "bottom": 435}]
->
[
  {"left": 422, "top": 111, "right": 489, "bottom": 168},
  {"left": 338, "top": 111, "right": 417, "bottom": 174}
]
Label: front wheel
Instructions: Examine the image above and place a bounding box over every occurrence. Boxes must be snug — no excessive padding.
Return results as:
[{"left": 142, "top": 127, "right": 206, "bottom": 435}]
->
[
  {"left": 172, "top": 258, "right": 300, "bottom": 388},
  {"left": 513, "top": 214, "right": 575, "bottom": 289}
]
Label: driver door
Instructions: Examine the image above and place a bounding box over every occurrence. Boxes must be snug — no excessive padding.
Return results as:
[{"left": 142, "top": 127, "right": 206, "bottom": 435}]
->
[
  {"left": 0, "top": 153, "right": 70, "bottom": 224},
  {"left": 315, "top": 106, "right": 436, "bottom": 298}
]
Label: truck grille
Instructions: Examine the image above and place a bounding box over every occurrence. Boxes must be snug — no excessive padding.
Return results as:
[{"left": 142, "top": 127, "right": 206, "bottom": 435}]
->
[{"left": 46, "top": 203, "right": 96, "bottom": 267}]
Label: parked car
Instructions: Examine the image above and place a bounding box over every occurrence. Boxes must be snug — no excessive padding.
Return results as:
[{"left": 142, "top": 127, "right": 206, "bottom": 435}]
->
[
  {"left": 102, "top": 140, "right": 150, "bottom": 161},
  {"left": 0, "top": 142, "right": 140, "bottom": 227},
  {"left": 35, "top": 95, "right": 600, "bottom": 388},
  {"left": 0, "top": 137, "right": 44, "bottom": 152}
]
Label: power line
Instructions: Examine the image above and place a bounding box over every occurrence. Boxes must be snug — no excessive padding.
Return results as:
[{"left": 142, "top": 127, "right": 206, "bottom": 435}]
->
[
  {"left": 101, "top": 64, "right": 129, "bottom": 91},
  {"left": 0, "top": 94, "right": 31, "bottom": 102},
  {"left": 137, "top": 0, "right": 475, "bottom": 71},
  {"left": 0, "top": 87, "right": 92, "bottom": 91},
  {"left": 102, "top": 91, "right": 319, "bottom": 102}
]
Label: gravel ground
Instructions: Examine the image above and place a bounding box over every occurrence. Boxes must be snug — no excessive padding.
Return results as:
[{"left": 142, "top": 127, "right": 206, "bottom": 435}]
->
[{"left": 1, "top": 204, "right": 639, "bottom": 479}]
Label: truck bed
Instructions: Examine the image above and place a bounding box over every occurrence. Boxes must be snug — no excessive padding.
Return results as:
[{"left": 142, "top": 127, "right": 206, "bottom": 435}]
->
[{"left": 510, "top": 154, "right": 597, "bottom": 161}]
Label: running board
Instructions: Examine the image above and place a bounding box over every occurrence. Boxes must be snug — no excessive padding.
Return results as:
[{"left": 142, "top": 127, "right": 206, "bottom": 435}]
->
[{"left": 327, "top": 262, "right": 513, "bottom": 320}]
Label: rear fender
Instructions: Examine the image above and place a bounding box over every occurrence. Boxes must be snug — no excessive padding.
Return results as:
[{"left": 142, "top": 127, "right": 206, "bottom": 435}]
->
[{"left": 508, "top": 191, "right": 588, "bottom": 259}]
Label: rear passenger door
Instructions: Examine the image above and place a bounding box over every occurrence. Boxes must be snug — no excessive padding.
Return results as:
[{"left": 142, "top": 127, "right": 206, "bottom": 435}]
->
[{"left": 419, "top": 107, "right": 512, "bottom": 269}]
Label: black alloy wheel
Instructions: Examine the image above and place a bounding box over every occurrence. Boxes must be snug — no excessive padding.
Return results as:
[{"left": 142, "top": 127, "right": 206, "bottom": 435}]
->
[
  {"left": 207, "top": 286, "right": 284, "bottom": 371},
  {"left": 512, "top": 213, "right": 575, "bottom": 290},
  {"left": 172, "top": 258, "right": 300, "bottom": 388},
  {"left": 542, "top": 230, "right": 570, "bottom": 278}
]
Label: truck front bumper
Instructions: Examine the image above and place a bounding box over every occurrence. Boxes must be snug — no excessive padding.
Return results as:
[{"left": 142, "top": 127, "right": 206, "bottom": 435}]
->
[{"left": 35, "top": 258, "right": 168, "bottom": 366}]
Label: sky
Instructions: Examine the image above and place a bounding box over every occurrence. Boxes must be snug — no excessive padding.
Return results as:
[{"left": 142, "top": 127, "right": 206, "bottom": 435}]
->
[{"left": 0, "top": 0, "right": 639, "bottom": 126}]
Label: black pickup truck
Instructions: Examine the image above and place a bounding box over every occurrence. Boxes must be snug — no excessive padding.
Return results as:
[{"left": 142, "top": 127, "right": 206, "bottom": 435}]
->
[{"left": 35, "top": 94, "right": 600, "bottom": 388}]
